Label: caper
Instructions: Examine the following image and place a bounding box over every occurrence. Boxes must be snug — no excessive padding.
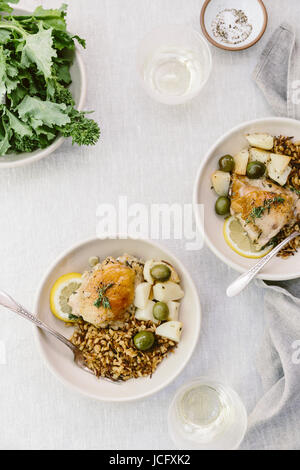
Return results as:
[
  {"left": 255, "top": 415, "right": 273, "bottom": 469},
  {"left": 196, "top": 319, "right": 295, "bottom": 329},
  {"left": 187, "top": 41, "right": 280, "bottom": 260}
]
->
[
  {"left": 150, "top": 264, "right": 171, "bottom": 282},
  {"left": 246, "top": 161, "right": 266, "bottom": 179},
  {"left": 153, "top": 302, "right": 169, "bottom": 321},
  {"left": 133, "top": 331, "right": 155, "bottom": 351},
  {"left": 215, "top": 196, "right": 231, "bottom": 216},
  {"left": 219, "top": 155, "right": 235, "bottom": 172}
]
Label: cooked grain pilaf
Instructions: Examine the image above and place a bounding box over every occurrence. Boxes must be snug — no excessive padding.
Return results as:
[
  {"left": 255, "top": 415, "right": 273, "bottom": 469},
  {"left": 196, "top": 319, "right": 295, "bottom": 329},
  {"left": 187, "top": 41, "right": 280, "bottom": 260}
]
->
[
  {"left": 272, "top": 136, "right": 300, "bottom": 258},
  {"left": 70, "top": 318, "right": 176, "bottom": 381}
]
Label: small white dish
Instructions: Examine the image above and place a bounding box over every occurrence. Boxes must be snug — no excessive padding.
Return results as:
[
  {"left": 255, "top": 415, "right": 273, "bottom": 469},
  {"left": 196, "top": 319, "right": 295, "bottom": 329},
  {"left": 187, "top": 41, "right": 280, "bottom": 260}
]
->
[
  {"left": 34, "top": 237, "right": 201, "bottom": 402},
  {"left": 200, "top": 0, "right": 268, "bottom": 51},
  {"left": 193, "top": 117, "right": 300, "bottom": 281},
  {"left": 0, "top": 8, "right": 87, "bottom": 169}
]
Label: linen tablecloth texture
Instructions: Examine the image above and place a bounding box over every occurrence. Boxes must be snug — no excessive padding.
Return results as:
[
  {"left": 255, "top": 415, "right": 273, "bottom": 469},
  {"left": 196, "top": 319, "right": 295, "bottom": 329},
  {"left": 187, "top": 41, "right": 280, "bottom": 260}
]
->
[{"left": 241, "top": 23, "right": 300, "bottom": 450}]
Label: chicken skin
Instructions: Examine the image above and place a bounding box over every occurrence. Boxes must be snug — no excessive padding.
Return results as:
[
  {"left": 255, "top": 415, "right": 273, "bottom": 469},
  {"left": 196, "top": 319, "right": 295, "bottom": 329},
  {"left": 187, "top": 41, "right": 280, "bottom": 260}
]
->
[
  {"left": 230, "top": 175, "right": 300, "bottom": 250},
  {"left": 68, "top": 257, "right": 137, "bottom": 328}
]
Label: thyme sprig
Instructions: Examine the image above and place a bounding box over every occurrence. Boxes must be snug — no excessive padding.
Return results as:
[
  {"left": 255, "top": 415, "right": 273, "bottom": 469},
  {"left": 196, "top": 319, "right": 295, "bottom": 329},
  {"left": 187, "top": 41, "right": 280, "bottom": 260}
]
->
[
  {"left": 246, "top": 197, "right": 285, "bottom": 224},
  {"left": 94, "top": 283, "right": 114, "bottom": 309}
]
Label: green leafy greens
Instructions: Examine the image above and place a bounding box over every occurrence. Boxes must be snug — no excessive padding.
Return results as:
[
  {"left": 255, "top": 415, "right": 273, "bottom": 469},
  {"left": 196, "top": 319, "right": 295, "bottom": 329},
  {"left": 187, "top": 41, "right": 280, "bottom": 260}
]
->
[{"left": 0, "top": 0, "right": 100, "bottom": 155}]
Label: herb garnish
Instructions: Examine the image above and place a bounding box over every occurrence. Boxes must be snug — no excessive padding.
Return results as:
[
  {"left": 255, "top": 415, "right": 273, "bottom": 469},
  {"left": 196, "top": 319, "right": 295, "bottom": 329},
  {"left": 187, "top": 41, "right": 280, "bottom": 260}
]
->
[
  {"left": 94, "top": 283, "right": 114, "bottom": 309},
  {"left": 289, "top": 186, "right": 300, "bottom": 196},
  {"left": 246, "top": 197, "right": 285, "bottom": 224}
]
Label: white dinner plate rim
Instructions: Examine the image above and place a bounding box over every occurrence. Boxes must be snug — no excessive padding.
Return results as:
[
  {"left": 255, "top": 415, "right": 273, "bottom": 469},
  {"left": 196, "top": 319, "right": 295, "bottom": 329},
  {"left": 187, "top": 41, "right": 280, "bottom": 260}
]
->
[{"left": 34, "top": 236, "right": 202, "bottom": 402}]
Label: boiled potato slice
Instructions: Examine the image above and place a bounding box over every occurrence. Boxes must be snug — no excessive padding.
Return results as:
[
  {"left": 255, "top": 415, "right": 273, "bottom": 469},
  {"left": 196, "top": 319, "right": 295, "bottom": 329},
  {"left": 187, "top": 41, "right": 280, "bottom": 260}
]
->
[
  {"left": 143, "top": 259, "right": 180, "bottom": 284},
  {"left": 156, "top": 321, "right": 183, "bottom": 342},
  {"left": 167, "top": 301, "right": 180, "bottom": 321},
  {"left": 249, "top": 148, "right": 271, "bottom": 165},
  {"left": 134, "top": 282, "right": 151, "bottom": 309},
  {"left": 153, "top": 282, "right": 184, "bottom": 302},
  {"left": 135, "top": 300, "right": 158, "bottom": 324},
  {"left": 246, "top": 133, "right": 274, "bottom": 150},
  {"left": 233, "top": 148, "right": 249, "bottom": 175},
  {"left": 269, "top": 153, "right": 291, "bottom": 173},
  {"left": 267, "top": 162, "right": 292, "bottom": 186},
  {"left": 211, "top": 171, "right": 231, "bottom": 196}
]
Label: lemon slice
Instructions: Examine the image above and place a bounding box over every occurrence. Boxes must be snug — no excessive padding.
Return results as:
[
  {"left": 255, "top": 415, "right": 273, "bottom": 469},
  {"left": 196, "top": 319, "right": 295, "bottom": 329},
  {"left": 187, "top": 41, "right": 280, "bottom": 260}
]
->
[
  {"left": 50, "top": 273, "right": 82, "bottom": 322},
  {"left": 223, "top": 216, "right": 273, "bottom": 259}
]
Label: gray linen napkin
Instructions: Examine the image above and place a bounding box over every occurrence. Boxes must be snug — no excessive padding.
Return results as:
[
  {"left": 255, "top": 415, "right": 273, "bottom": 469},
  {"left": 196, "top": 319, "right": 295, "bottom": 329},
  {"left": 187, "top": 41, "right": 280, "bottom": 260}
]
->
[
  {"left": 241, "top": 280, "right": 300, "bottom": 450},
  {"left": 241, "top": 23, "right": 300, "bottom": 450},
  {"left": 253, "top": 22, "right": 300, "bottom": 119}
]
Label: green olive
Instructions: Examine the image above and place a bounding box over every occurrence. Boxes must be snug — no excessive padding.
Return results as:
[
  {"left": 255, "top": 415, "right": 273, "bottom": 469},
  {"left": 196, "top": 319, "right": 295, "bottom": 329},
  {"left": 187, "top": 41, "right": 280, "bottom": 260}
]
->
[
  {"left": 219, "top": 155, "right": 235, "bottom": 172},
  {"left": 150, "top": 264, "right": 171, "bottom": 282},
  {"left": 215, "top": 196, "right": 231, "bottom": 216},
  {"left": 133, "top": 331, "right": 155, "bottom": 351},
  {"left": 246, "top": 161, "right": 266, "bottom": 179},
  {"left": 153, "top": 302, "right": 169, "bottom": 321}
]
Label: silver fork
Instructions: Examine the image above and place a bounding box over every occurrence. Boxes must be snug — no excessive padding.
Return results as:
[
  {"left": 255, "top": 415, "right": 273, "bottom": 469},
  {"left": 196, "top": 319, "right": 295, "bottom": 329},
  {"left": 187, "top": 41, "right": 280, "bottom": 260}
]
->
[
  {"left": 226, "top": 231, "right": 300, "bottom": 297},
  {"left": 0, "top": 290, "right": 113, "bottom": 380}
]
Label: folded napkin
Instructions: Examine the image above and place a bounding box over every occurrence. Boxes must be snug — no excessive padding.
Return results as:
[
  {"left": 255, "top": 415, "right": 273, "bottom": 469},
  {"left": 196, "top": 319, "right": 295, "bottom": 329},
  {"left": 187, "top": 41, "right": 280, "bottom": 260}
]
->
[
  {"left": 253, "top": 23, "right": 300, "bottom": 119},
  {"left": 241, "top": 24, "right": 300, "bottom": 450},
  {"left": 241, "top": 280, "right": 300, "bottom": 450}
]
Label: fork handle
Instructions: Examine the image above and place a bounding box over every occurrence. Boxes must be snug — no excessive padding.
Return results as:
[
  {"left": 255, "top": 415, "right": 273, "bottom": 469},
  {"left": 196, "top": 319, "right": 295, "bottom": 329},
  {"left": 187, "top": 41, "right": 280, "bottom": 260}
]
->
[
  {"left": 226, "top": 231, "right": 300, "bottom": 297},
  {"left": 0, "top": 290, "right": 77, "bottom": 352}
]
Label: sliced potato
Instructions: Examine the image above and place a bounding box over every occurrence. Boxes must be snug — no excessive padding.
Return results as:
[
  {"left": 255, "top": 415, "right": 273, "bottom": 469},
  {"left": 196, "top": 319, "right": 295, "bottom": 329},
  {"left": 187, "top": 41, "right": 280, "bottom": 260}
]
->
[
  {"left": 233, "top": 148, "right": 249, "bottom": 175},
  {"left": 167, "top": 301, "right": 180, "bottom": 321},
  {"left": 143, "top": 259, "right": 180, "bottom": 284},
  {"left": 246, "top": 133, "right": 274, "bottom": 150},
  {"left": 134, "top": 282, "right": 151, "bottom": 309},
  {"left": 135, "top": 300, "right": 158, "bottom": 324},
  {"left": 249, "top": 148, "right": 271, "bottom": 165},
  {"left": 269, "top": 153, "right": 291, "bottom": 174},
  {"left": 156, "top": 321, "right": 183, "bottom": 342},
  {"left": 153, "top": 281, "right": 184, "bottom": 302},
  {"left": 267, "top": 162, "right": 292, "bottom": 186},
  {"left": 211, "top": 171, "right": 231, "bottom": 196}
]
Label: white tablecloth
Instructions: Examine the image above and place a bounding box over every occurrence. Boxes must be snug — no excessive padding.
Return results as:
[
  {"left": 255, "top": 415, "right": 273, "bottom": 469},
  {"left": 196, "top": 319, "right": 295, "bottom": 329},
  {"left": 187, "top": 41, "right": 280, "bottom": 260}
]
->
[{"left": 0, "top": 0, "right": 296, "bottom": 450}]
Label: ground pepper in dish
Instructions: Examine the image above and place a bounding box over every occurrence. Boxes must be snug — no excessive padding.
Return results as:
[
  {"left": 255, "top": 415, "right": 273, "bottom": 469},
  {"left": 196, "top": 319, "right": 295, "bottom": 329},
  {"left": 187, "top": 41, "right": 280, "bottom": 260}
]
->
[{"left": 212, "top": 9, "right": 253, "bottom": 45}]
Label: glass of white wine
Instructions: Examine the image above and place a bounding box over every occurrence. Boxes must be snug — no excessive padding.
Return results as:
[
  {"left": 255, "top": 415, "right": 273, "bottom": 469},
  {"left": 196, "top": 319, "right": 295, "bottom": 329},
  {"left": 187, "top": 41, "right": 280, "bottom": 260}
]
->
[
  {"left": 137, "top": 25, "right": 212, "bottom": 105},
  {"left": 168, "top": 378, "right": 247, "bottom": 450}
]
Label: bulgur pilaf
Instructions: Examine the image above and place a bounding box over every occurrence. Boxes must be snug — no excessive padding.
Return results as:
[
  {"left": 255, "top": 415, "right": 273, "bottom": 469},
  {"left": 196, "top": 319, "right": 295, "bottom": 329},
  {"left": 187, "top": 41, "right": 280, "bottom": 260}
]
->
[
  {"left": 273, "top": 135, "right": 300, "bottom": 258},
  {"left": 70, "top": 317, "right": 176, "bottom": 381}
]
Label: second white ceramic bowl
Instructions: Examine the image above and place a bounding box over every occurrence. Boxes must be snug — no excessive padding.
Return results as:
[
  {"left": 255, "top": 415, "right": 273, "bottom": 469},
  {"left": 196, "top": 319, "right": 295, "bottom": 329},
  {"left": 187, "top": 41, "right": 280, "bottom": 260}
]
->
[
  {"left": 35, "top": 237, "right": 201, "bottom": 401},
  {"left": 193, "top": 117, "right": 300, "bottom": 281}
]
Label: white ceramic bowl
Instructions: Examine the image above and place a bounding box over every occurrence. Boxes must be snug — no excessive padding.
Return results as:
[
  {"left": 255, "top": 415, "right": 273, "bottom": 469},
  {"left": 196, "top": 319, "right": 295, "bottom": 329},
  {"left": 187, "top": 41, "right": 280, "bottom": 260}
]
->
[
  {"left": 34, "top": 237, "right": 201, "bottom": 401},
  {"left": 193, "top": 117, "right": 300, "bottom": 281},
  {"left": 0, "top": 8, "right": 87, "bottom": 169},
  {"left": 200, "top": 0, "right": 268, "bottom": 51}
]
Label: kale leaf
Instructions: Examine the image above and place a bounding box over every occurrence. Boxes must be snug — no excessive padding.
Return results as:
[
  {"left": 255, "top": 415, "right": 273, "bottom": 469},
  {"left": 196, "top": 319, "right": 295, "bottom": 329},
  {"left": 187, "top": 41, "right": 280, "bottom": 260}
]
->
[{"left": 0, "top": 0, "right": 100, "bottom": 156}]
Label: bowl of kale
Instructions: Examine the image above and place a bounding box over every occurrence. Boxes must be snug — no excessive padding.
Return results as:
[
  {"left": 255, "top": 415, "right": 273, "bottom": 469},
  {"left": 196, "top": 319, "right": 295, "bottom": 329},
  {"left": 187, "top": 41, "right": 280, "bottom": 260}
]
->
[{"left": 0, "top": 1, "right": 100, "bottom": 168}]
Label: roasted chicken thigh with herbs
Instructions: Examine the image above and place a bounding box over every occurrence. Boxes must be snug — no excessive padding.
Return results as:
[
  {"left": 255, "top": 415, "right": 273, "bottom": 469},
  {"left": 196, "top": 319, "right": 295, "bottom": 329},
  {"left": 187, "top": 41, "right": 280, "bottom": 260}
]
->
[
  {"left": 68, "top": 257, "right": 140, "bottom": 328},
  {"left": 230, "top": 175, "right": 300, "bottom": 250}
]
